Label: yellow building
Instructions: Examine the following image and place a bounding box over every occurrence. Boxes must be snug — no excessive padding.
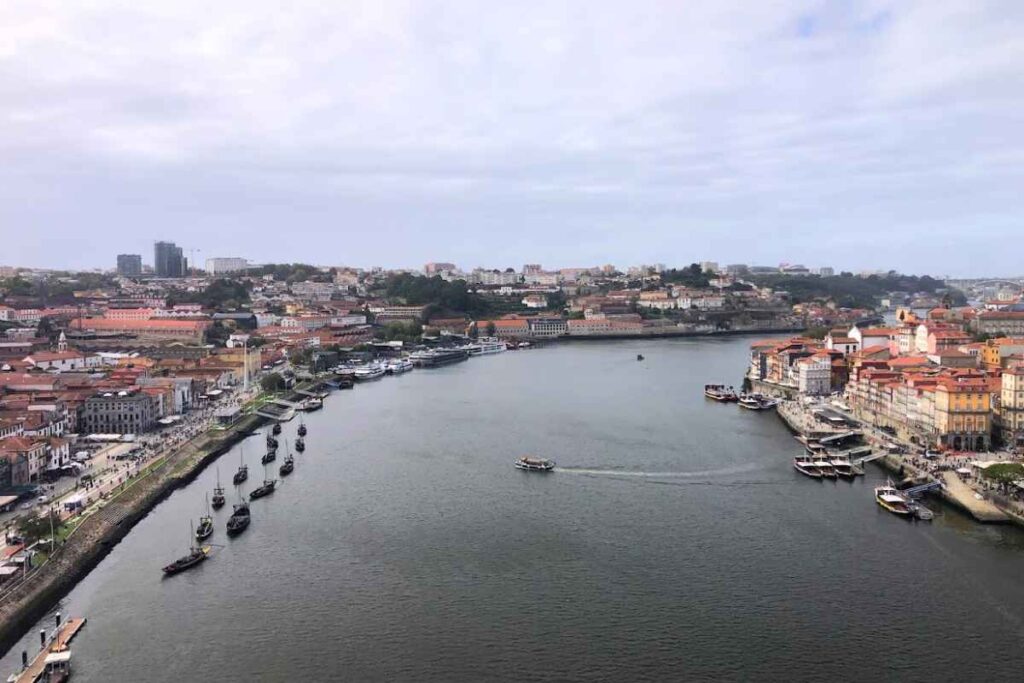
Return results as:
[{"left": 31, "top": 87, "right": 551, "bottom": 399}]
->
[
  {"left": 934, "top": 377, "right": 991, "bottom": 451},
  {"left": 979, "top": 338, "right": 1024, "bottom": 371}
]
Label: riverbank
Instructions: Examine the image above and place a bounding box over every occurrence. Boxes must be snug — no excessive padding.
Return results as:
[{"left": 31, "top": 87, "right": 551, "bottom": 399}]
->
[
  {"left": 772, "top": 397, "right": 1020, "bottom": 527},
  {"left": 0, "top": 410, "right": 267, "bottom": 653},
  {"left": 551, "top": 325, "right": 804, "bottom": 342}
]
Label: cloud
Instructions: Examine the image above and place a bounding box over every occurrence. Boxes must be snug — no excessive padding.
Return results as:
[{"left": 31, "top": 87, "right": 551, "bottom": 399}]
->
[{"left": 0, "top": 0, "right": 1021, "bottom": 276}]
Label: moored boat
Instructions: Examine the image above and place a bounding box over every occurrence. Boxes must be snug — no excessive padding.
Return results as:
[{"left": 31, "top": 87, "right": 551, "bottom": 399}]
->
[
  {"left": 830, "top": 456, "right": 855, "bottom": 478},
  {"left": 470, "top": 338, "right": 506, "bottom": 356},
  {"left": 279, "top": 456, "right": 294, "bottom": 476},
  {"left": 226, "top": 501, "right": 251, "bottom": 536},
  {"left": 704, "top": 384, "right": 738, "bottom": 402},
  {"left": 233, "top": 448, "right": 248, "bottom": 485},
  {"left": 875, "top": 485, "right": 913, "bottom": 516},
  {"left": 272, "top": 423, "right": 282, "bottom": 436},
  {"left": 212, "top": 468, "right": 226, "bottom": 509},
  {"left": 814, "top": 458, "right": 837, "bottom": 478},
  {"left": 386, "top": 358, "right": 414, "bottom": 374},
  {"left": 793, "top": 455, "right": 822, "bottom": 478},
  {"left": 163, "top": 522, "right": 210, "bottom": 576},
  {"left": 297, "top": 421, "right": 307, "bottom": 437},
  {"left": 302, "top": 397, "right": 323, "bottom": 411},
  {"left": 738, "top": 393, "right": 778, "bottom": 410},
  {"left": 514, "top": 456, "right": 555, "bottom": 472},
  {"left": 410, "top": 348, "right": 470, "bottom": 368},
  {"left": 295, "top": 437, "right": 305, "bottom": 452},
  {"left": 249, "top": 479, "right": 277, "bottom": 499},
  {"left": 261, "top": 449, "right": 277, "bottom": 465},
  {"left": 195, "top": 495, "right": 214, "bottom": 541}
]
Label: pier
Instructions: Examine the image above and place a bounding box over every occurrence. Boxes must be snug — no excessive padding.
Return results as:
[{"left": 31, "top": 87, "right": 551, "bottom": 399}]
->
[{"left": 11, "top": 615, "right": 86, "bottom": 682}]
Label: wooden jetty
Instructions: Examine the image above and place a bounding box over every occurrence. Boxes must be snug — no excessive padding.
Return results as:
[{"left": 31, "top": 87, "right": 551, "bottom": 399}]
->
[{"left": 11, "top": 616, "right": 86, "bottom": 683}]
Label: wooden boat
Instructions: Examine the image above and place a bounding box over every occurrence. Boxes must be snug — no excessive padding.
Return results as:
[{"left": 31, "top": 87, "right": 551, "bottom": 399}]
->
[
  {"left": 233, "top": 448, "right": 248, "bottom": 485},
  {"left": 195, "top": 495, "right": 214, "bottom": 541},
  {"left": 279, "top": 456, "right": 294, "bottom": 476},
  {"left": 297, "top": 421, "right": 307, "bottom": 437},
  {"left": 261, "top": 450, "right": 277, "bottom": 465},
  {"left": 163, "top": 522, "right": 210, "bottom": 575},
  {"left": 226, "top": 501, "right": 251, "bottom": 536},
  {"left": 272, "top": 423, "right": 282, "bottom": 436},
  {"left": 295, "top": 437, "right": 305, "bottom": 452},
  {"left": 249, "top": 479, "right": 277, "bottom": 500},
  {"left": 211, "top": 468, "right": 226, "bottom": 509}
]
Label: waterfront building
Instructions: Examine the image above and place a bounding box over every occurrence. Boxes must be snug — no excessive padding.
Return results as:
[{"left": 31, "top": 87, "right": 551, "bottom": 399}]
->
[
  {"left": 71, "top": 317, "right": 211, "bottom": 343},
  {"left": 999, "top": 364, "right": 1024, "bottom": 448},
  {"left": 79, "top": 389, "right": 158, "bottom": 435},
  {"left": 154, "top": 241, "right": 186, "bottom": 278},
  {"left": 796, "top": 353, "right": 832, "bottom": 395},
  {"left": 934, "top": 376, "right": 991, "bottom": 451},
  {"left": 527, "top": 317, "right": 568, "bottom": 338},
  {"left": 116, "top": 254, "right": 142, "bottom": 277},
  {"left": 205, "top": 257, "right": 249, "bottom": 275},
  {"left": 0, "top": 436, "right": 48, "bottom": 484}
]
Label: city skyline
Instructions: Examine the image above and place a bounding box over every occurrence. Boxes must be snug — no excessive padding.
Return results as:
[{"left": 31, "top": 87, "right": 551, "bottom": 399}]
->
[{"left": 2, "top": 1, "right": 1022, "bottom": 276}]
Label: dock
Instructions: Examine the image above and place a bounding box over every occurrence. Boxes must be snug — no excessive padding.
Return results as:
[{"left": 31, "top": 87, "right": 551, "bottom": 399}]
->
[{"left": 12, "top": 616, "right": 86, "bottom": 682}]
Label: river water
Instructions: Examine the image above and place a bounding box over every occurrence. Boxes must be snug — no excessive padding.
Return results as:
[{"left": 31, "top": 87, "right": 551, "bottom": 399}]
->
[{"left": 4, "top": 337, "right": 1024, "bottom": 681}]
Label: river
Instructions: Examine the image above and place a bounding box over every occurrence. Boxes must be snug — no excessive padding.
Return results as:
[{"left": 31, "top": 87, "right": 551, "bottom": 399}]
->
[{"left": 4, "top": 337, "right": 1024, "bottom": 681}]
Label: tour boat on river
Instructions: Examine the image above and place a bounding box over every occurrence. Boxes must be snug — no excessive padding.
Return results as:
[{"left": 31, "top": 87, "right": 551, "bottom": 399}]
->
[
  {"left": 411, "top": 348, "right": 470, "bottom": 368},
  {"left": 514, "top": 456, "right": 555, "bottom": 472},
  {"left": 386, "top": 358, "right": 414, "bottom": 374},
  {"left": 875, "top": 485, "right": 913, "bottom": 516},
  {"left": 793, "top": 455, "right": 821, "bottom": 478},
  {"left": 704, "top": 384, "right": 738, "bottom": 402},
  {"left": 354, "top": 363, "right": 386, "bottom": 381},
  {"left": 814, "top": 458, "right": 837, "bottom": 478},
  {"left": 471, "top": 338, "right": 507, "bottom": 356},
  {"left": 830, "top": 456, "right": 855, "bottom": 478}
]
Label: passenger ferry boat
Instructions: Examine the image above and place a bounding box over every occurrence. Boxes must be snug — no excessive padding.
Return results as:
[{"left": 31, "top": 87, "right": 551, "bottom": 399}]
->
[
  {"left": 704, "top": 384, "right": 738, "bottom": 402},
  {"left": 354, "top": 363, "right": 386, "bottom": 381},
  {"left": 830, "top": 456, "right": 855, "bottom": 477},
  {"left": 302, "top": 397, "right": 323, "bottom": 411},
  {"left": 814, "top": 458, "right": 837, "bottom": 478},
  {"left": 386, "top": 358, "right": 414, "bottom": 374},
  {"left": 793, "top": 455, "right": 821, "bottom": 478},
  {"left": 875, "top": 485, "right": 912, "bottom": 516},
  {"left": 514, "top": 456, "right": 555, "bottom": 472}
]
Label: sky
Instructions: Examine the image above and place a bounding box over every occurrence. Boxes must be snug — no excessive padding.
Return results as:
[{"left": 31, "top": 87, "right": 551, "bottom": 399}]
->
[{"left": 1, "top": 1, "right": 1022, "bottom": 277}]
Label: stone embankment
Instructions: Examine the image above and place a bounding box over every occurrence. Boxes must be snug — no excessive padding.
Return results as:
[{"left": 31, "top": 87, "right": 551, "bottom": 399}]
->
[{"left": 0, "top": 412, "right": 265, "bottom": 654}]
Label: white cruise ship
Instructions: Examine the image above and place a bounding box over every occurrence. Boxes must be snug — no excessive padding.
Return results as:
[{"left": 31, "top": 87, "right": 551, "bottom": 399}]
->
[{"left": 470, "top": 337, "right": 507, "bottom": 356}]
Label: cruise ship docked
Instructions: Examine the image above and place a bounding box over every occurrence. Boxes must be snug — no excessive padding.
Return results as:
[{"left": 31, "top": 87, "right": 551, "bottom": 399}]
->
[
  {"left": 410, "top": 348, "right": 470, "bottom": 368},
  {"left": 470, "top": 337, "right": 507, "bottom": 355}
]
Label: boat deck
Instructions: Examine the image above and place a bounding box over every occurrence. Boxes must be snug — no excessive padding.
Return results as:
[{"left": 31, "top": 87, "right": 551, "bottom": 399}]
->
[{"left": 14, "top": 617, "right": 86, "bottom": 682}]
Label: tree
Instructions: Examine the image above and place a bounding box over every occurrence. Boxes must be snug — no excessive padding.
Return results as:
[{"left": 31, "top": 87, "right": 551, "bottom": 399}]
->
[
  {"left": 18, "top": 510, "right": 62, "bottom": 544},
  {"left": 260, "top": 374, "right": 285, "bottom": 393}
]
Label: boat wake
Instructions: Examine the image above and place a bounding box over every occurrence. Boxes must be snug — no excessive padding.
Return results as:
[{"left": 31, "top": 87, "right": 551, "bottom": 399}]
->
[{"left": 557, "top": 462, "right": 763, "bottom": 478}]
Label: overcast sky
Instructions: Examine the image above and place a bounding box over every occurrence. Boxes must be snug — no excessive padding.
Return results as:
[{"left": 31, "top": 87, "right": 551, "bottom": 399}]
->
[{"left": 2, "top": 1, "right": 1022, "bottom": 276}]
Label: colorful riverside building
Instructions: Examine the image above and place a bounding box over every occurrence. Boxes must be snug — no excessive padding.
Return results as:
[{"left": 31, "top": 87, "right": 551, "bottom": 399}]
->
[{"left": 998, "top": 363, "right": 1024, "bottom": 449}]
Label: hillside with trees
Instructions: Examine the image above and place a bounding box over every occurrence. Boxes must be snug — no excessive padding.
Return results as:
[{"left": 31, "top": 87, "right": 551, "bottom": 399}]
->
[{"left": 747, "top": 272, "right": 965, "bottom": 309}]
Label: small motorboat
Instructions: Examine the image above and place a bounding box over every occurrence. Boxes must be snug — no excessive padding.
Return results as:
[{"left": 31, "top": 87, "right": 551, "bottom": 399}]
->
[
  {"left": 514, "top": 456, "right": 555, "bottom": 472},
  {"left": 295, "top": 437, "right": 305, "bottom": 452},
  {"left": 272, "top": 423, "right": 282, "bottom": 436},
  {"left": 302, "top": 398, "right": 323, "bottom": 411},
  {"left": 637, "top": 354, "right": 645, "bottom": 361},
  {"left": 297, "top": 422, "right": 307, "bottom": 437}
]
